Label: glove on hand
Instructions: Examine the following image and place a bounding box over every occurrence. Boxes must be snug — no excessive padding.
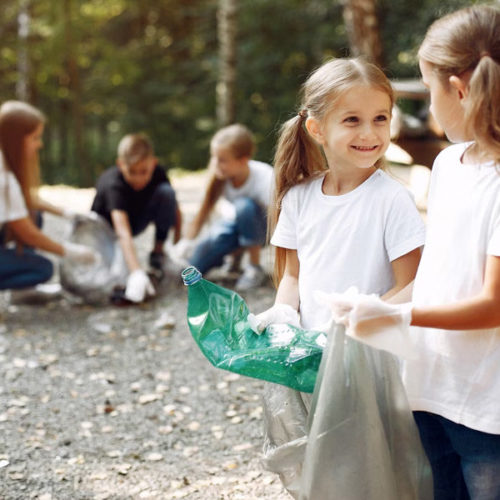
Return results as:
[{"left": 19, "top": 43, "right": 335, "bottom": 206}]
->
[
  {"left": 247, "top": 303, "right": 300, "bottom": 334},
  {"left": 169, "top": 238, "right": 196, "bottom": 264},
  {"left": 125, "top": 269, "right": 155, "bottom": 303},
  {"left": 62, "top": 242, "right": 98, "bottom": 265},
  {"left": 316, "top": 289, "right": 415, "bottom": 359}
]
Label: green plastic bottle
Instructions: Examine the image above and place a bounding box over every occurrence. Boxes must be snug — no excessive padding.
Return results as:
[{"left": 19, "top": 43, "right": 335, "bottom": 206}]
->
[{"left": 182, "top": 266, "right": 326, "bottom": 393}]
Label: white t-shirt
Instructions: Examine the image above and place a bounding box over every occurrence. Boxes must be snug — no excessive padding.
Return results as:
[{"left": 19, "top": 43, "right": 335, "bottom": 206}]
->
[
  {"left": 404, "top": 143, "right": 500, "bottom": 434},
  {"left": 271, "top": 170, "right": 426, "bottom": 330},
  {"left": 0, "top": 153, "right": 28, "bottom": 230},
  {"left": 223, "top": 159, "right": 274, "bottom": 209}
]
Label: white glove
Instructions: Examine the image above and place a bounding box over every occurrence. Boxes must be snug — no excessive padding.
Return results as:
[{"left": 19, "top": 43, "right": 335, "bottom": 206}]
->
[
  {"left": 315, "top": 289, "right": 415, "bottom": 359},
  {"left": 125, "top": 269, "right": 155, "bottom": 303},
  {"left": 62, "top": 242, "right": 98, "bottom": 265},
  {"left": 247, "top": 303, "right": 300, "bottom": 334},
  {"left": 61, "top": 207, "right": 77, "bottom": 219},
  {"left": 171, "top": 238, "right": 197, "bottom": 261}
]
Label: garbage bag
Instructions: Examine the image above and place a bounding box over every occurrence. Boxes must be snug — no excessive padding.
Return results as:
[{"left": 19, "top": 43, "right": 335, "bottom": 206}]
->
[
  {"left": 299, "top": 324, "right": 433, "bottom": 499},
  {"left": 59, "top": 214, "right": 127, "bottom": 304}
]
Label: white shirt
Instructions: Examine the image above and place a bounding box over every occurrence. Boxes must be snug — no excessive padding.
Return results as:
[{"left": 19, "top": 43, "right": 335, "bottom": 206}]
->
[
  {"left": 404, "top": 143, "right": 500, "bottom": 434},
  {"left": 271, "top": 170, "right": 425, "bottom": 330},
  {"left": 0, "top": 153, "right": 28, "bottom": 229},
  {"left": 223, "top": 159, "right": 274, "bottom": 209}
]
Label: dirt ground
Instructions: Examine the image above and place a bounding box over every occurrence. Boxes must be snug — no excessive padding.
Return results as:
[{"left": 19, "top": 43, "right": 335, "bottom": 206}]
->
[{"left": 0, "top": 173, "right": 290, "bottom": 500}]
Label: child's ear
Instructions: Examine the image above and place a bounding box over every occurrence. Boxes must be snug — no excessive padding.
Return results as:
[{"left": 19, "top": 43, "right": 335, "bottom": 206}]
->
[
  {"left": 449, "top": 75, "right": 468, "bottom": 100},
  {"left": 305, "top": 117, "right": 324, "bottom": 144}
]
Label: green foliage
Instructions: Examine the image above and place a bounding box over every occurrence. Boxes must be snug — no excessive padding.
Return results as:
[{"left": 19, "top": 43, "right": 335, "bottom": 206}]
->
[{"left": 0, "top": 0, "right": 478, "bottom": 186}]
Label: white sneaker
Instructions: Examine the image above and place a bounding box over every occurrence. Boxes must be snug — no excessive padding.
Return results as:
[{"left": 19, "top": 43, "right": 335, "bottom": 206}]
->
[
  {"left": 235, "top": 265, "right": 267, "bottom": 291},
  {"left": 10, "top": 283, "right": 63, "bottom": 305}
]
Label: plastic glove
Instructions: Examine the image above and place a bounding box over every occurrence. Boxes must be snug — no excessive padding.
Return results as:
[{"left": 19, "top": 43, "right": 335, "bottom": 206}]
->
[
  {"left": 317, "top": 289, "right": 415, "bottom": 359},
  {"left": 125, "top": 269, "right": 155, "bottom": 303},
  {"left": 61, "top": 207, "right": 78, "bottom": 219},
  {"left": 248, "top": 303, "right": 300, "bottom": 334},
  {"left": 314, "top": 286, "right": 359, "bottom": 325},
  {"left": 171, "top": 238, "right": 197, "bottom": 261},
  {"left": 62, "top": 242, "right": 98, "bottom": 265}
]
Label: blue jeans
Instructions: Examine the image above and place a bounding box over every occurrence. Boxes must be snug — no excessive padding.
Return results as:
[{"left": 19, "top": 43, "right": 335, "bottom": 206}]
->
[
  {"left": 0, "top": 212, "right": 53, "bottom": 290},
  {"left": 414, "top": 411, "right": 500, "bottom": 500},
  {"left": 189, "top": 197, "right": 267, "bottom": 274},
  {"left": 129, "top": 183, "right": 178, "bottom": 243}
]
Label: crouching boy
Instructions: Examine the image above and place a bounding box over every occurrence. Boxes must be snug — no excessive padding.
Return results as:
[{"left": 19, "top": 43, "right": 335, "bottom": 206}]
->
[{"left": 91, "top": 133, "right": 181, "bottom": 303}]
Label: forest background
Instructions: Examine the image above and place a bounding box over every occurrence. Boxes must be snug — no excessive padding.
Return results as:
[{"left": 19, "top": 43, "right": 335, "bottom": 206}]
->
[{"left": 0, "top": 0, "right": 480, "bottom": 187}]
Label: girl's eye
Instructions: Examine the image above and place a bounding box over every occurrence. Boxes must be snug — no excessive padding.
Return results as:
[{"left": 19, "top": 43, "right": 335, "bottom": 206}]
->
[
  {"left": 344, "top": 116, "right": 359, "bottom": 123},
  {"left": 374, "top": 114, "right": 389, "bottom": 122}
]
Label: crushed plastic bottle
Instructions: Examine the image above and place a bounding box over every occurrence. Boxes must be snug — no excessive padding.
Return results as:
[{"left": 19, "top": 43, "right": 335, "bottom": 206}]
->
[{"left": 182, "top": 266, "right": 326, "bottom": 393}]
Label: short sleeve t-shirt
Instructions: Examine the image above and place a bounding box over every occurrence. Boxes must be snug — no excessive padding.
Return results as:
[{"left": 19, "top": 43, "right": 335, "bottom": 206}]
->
[
  {"left": 223, "top": 160, "right": 274, "bottom": 209},
  {"left": 404, "top": 143, "right": 500, "bottom": 434},
  {"left": 91, "top": 164, "right": 170, "bottom": 227},
  {"left": 271, "top": 170, "right": 425, "bottom": 330},
  {"left": 0, "top": 153, "right": 28, "bottom": 230}
]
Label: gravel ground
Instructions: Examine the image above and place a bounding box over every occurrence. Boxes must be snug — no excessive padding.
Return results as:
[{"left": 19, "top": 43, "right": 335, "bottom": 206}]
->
[{"left": 0, "top": 175, "right": 291, "bottom": 500}]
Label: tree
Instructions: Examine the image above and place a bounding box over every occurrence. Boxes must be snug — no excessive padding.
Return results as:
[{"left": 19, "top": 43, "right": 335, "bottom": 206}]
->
[
  {"left": 216, "top": 0, "right": 237, "bottom": 127},
  {"left": 343, "top": 0, "right": 383, "bottom": 65}
]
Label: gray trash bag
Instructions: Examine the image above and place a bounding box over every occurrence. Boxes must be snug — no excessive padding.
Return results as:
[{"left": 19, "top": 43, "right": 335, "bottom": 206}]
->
[
  {"left": 261, "top": 382, "right": 312, "bottom": 498},
  {"left": 299, "top": 324, "right": 433, "bottom": 500},
  {"left": 59, "top": 214, "right": 127, "bottom": 304}
]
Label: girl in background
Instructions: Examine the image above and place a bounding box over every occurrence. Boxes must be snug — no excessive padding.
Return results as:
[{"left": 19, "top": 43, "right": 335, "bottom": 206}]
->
[
  {"left": 250, "top": 57, "right": 425, "bottom": 497},
  {"left": 329, "top": 5, "right": 500, "bottom": 498},
  {"left": 0, "top": 100, "right": 94, "bottom": 299}
]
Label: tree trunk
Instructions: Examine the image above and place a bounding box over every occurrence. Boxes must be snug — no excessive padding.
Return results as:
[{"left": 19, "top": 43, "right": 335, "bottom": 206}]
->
[
  {"left": 63, "top": 0, "right": 91, "bottom": 186},
  {"left": 216, "top": 0, "right": 237, "bottom": 127},
  {"left": 16, "top": 0, "right": 30, "bottom": 101},
  {"left": 342, "top": 0, "right": 383, "bottom": 65}
]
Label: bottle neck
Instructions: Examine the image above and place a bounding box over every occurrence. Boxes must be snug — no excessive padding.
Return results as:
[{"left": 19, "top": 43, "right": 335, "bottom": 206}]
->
[{"left": 182, "top": 266, "right": 202, "bottom": 286}]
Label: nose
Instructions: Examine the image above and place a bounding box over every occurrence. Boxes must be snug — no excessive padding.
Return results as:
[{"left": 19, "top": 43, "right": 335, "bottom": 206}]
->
[{"left": 358, "top": 123, "right": 376, "bottom": 140}]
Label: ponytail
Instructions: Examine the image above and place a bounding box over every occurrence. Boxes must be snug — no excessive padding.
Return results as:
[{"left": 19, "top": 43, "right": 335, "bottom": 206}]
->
[
  {"left": 466, "top": 56, "right": 500, "bottom": 161},
  {"left": 269, "top": 113, "right": 326, "bottom": 285}
]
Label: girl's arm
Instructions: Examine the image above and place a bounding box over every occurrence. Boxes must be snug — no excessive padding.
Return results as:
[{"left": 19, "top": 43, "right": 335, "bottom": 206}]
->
[
  {"left": 7, "top": 217, "right": 64, "bottom": 255},
  {"left": 382, "top": 247, "right": 421, "bottom": 301},
  {"left": 412, "top": 254, "right": 500, "bottom": 329},
  {"left": 33, "top": 195, "right": 66, "bottom": 217},
  {"left": 275, "top": 248, "right": 300, "bottom": 310}
]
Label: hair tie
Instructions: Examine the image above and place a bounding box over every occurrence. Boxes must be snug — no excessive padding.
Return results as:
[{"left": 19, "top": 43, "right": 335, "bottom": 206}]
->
[
  {"left": 479, "top": 51, "right": 490, "bottom": 60},
  {"left": 298, "top": 109, "right": 308, "bottom": 120}
]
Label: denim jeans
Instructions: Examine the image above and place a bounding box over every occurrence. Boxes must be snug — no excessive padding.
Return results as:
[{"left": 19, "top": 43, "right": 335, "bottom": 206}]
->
[
  {"left": 129, "top": 183, "right": 178, "bottom": 243},
  {"left": 0, "top": 212, "right": 53, "bottom": 290},
  {"left": 414, "top": 411, "right": 500, "bottom": 500},
  {"left": 189, "top": 197, "right": 267, "bottom": 274}
]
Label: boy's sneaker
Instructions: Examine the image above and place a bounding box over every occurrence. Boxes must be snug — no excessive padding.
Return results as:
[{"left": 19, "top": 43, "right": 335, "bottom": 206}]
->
[
  {"left": 10, "top": 283, "right": 63, "bottom": 305},
  {"left": 149, "top": 251, "right": 166, "bottom": 272},
  {"left": 235, "top": 265, "right": 267, "bottom": 291}
]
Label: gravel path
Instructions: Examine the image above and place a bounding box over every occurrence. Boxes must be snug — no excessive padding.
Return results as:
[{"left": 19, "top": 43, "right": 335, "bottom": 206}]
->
[{"left": 0, "top": 175, "right": 290, "bottom": 500}]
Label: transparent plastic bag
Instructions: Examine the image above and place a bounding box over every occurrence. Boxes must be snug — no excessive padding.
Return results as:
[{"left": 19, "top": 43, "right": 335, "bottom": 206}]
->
[
  {"left": 59, "top": 215, "right": 127, "bottom": 304},
  {"left": 262, "top": 324, "right": 433, "bottom": 500}
]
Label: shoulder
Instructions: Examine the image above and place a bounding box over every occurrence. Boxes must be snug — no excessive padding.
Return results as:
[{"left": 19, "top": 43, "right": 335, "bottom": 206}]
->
[
  {"left": 249, "top": 160, "right": 273, "bottom": 175},
  {"left": 372, "top": 170, "right": 413, "bottom": 198},
  {"left": 282, "top": 175, "right": 324, "bottom": 203}
]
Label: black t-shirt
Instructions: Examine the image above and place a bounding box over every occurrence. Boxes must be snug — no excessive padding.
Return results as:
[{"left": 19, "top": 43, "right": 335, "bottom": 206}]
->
[{"left": 91, "top": 165, "right": 170, "bottom": 227}]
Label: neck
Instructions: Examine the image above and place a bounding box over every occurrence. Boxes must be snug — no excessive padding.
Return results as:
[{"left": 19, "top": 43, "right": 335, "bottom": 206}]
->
[
  {"left": 322, "top": 166, "right": 376, "bottom": 195},
  {"left": 230, "top": 162, "right": 250, "bottom": 187}
]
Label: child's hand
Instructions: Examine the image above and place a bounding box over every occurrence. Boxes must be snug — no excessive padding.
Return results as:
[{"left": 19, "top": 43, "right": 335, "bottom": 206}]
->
[
  {"left": 247, "top": 303, "right": 300, "bottom": 334},
  {"left": 62, "top": 242, "right": 99, "bottom": 265},
  {"left": 125, "top": 269, "right": 155, "bottom": 303},
  {"left": 171, "top": 238, "right": 196, "bottom": 262},
  {"left": 321, "top": 289, "right": 415, "bottom": 359}
]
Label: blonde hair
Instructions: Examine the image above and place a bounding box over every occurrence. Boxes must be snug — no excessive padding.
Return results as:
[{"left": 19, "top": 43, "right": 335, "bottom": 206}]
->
[
  {"left": 188, "top": 124, "right": 255, "bottom": 238},
  {"left": 418, "top": 4, "right": 500, "bottom": 162},
  {"left": 0, "top": 100, "right": 45, "bottom": 212},
  {"left": 117, "top": 133, "right": 154, "bottom": 167},
  {"left": 271, "top": 57, "right": 394, "bottom": 285}
]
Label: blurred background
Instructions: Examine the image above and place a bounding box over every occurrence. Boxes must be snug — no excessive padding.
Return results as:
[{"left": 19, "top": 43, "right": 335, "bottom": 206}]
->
[{"left": 0, "top": 0, "right": 478, "bottom": 186}]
